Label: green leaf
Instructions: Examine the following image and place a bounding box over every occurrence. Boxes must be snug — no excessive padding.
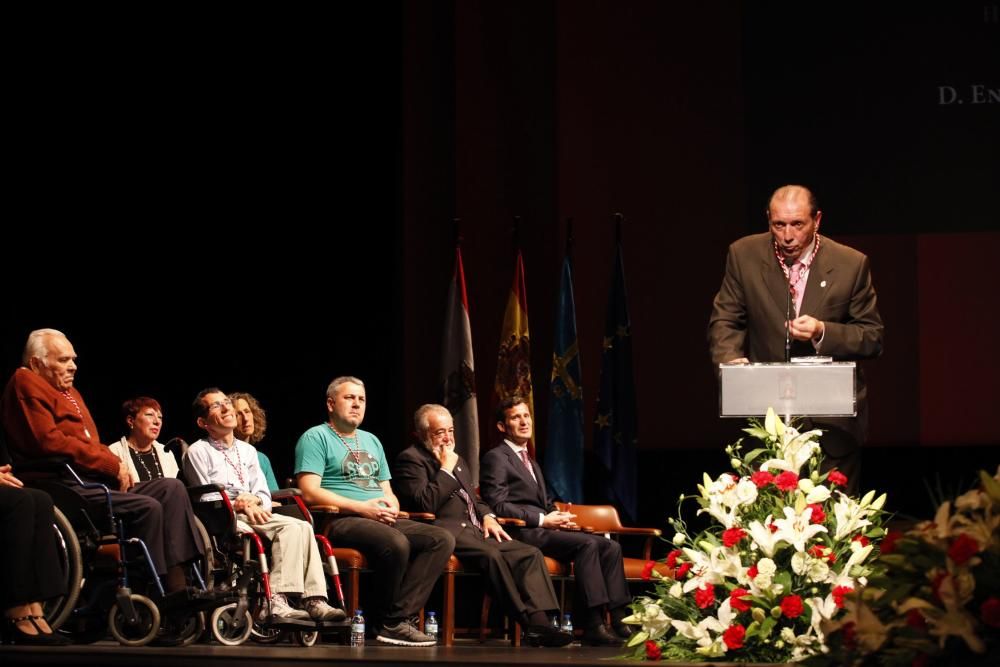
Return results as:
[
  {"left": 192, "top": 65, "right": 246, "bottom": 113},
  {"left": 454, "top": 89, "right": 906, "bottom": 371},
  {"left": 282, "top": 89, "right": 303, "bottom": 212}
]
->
[
  {"left": 743, "top": 448, "right": 768, "bottom": 464},
  {"left": 980, "top": 470, "right": 1000, "bottom": 503},
  {"left": 627, "top": 630, "right": 648, "bottom": 647},
  {"left": 760, "top": 616, "right": 776, "bottom": 639}
]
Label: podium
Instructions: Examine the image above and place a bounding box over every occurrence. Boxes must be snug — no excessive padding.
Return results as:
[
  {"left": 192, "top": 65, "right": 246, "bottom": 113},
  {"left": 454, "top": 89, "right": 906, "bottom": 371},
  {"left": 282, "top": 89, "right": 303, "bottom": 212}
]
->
[{"left": 719, "top": 360, "right": 856, "bottom": 420}]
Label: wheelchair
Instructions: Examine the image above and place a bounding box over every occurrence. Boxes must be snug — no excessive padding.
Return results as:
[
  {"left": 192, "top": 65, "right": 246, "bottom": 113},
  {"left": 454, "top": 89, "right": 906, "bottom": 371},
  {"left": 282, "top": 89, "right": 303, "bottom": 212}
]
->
[{"left": 188, "top": 484, "right": 348, "bottom": 646}]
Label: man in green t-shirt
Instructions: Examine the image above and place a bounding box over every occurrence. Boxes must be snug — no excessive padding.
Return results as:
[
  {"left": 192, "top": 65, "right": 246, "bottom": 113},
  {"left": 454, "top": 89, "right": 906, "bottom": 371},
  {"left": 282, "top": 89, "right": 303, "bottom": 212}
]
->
[{"left": 295, "top": 376, "right": 455, "bottom": 647}]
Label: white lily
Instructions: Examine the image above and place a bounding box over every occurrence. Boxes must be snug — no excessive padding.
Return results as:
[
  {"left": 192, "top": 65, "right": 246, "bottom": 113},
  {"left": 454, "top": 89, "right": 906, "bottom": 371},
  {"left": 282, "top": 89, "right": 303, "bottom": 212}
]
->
[
  {"left": 773, "top": 506, "right": 828, "bottom": 552},
  {"left": 805, "top": 484, "right": 831, "bottom": 504},
  {"left": 671, "top": 598, "right": 735, "bottom": 653},
  {"left": 832, "top": 493, "right": 873, "bottom": 540},
  {"left": 680, "top": 546, "right": 728, "bottom": 593},
  {"left": 623, "top": 601, "right": 673, "bottom": 640},
  {"left": 747, "top": 516, "right": 782, "bottom": 557},
  {"left": 760, "top": 428, "right": 823, "bottom": 474},
  {"left": 919, "top": 575, "right": 986, "bottom": 653}
]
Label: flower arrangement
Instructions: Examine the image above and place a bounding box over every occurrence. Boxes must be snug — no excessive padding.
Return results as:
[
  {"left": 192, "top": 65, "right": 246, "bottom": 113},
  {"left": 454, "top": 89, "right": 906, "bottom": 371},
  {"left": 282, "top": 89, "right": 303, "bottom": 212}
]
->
[
  {"left": 811, "top": 468, "right": 1000, "bottom": 666},
  {"left": 623, "top": 408, "right": 887, "bottom": 662}
]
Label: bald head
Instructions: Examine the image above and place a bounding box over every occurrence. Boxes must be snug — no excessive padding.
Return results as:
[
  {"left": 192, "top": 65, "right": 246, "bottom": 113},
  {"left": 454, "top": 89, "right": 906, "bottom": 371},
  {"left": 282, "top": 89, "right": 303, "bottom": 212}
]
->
[{"left": 768, "top": 185, "right": 818, "bottom": 218}]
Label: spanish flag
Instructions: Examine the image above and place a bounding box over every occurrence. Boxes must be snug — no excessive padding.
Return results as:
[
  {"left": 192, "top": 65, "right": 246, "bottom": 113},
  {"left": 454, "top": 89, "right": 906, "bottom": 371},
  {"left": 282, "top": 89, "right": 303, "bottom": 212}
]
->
[{"left": 494, "top": 251, "right": 535, "bottom": 456}]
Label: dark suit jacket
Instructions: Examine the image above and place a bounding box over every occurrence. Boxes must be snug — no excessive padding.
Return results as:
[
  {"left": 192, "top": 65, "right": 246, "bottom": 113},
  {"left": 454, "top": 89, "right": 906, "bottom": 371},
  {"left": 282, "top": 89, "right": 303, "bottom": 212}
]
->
[
  {"left": 394, "top": 444, "right": 491, "bottom": 535},
  {"left": 479, "top": 443, "right": 554, "bottom": 528},
  {"left": 708, "top": 232, "right": 884, "bottom": 448}
]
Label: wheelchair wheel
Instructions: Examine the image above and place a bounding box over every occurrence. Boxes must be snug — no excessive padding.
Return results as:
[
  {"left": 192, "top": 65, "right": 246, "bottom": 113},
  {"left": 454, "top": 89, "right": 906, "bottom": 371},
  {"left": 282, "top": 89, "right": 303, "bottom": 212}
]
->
[
  {"left": 251, "top": 623, "right": 284, "bottom": 644},
  {"left": 108, "top": 594, "right": 161, "bottom": 647},
  {"left": 156, "top": 611, "right": 206, "bottom": 647},
  {"left": 292, "top": 629, "right": 319, "bottom": 646},
  {"left": 210, "top": 603, "right": 253, "bottom": 646},
  {"left": 44, "top": 507, "right": 83, "bottom": 630}
]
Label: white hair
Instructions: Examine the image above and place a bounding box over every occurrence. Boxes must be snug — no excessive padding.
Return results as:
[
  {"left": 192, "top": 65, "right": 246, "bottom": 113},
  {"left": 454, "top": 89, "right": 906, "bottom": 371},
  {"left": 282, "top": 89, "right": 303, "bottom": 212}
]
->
[
  {"left": 413, "top": 403, "right": 452, "bottom": 443},
  {"left": 23, "top": 328, "right": 67, "bottom": 366}
]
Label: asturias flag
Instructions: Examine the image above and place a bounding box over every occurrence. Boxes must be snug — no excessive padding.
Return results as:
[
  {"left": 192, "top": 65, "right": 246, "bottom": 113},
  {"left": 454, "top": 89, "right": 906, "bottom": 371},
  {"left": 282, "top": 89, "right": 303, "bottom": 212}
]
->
[
  {"left": 593, "top": 238, "right": 638, "bottom": 521},
  {"left": 441, "top": 246, "right": 481, "bottom": 484},
  {"left": 544, "top": 254, "right": 584, "bottom": 502}
]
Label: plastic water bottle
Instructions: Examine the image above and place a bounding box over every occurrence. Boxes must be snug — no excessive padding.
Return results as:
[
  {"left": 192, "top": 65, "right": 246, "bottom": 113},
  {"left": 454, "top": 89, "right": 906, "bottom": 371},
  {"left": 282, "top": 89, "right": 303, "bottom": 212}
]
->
[
  {"left": 350, "top": 609, "right": 365, "bottom": 647},
  {"left": 425, "top": 611, "right": 438, "bottom": 641},
  {"left": 561, "top": 613, "right": 573, "bottom": 635},
  {"left": 551, "top": 614, "right": 560, "bottom": 629}
]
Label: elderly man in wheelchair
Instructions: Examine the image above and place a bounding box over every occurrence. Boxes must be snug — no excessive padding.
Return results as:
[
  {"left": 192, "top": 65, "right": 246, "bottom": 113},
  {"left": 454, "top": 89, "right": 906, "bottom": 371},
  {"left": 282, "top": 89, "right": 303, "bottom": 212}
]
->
[
  {"left": 184, "top": 387, "right": 345, "bottom": 631},
  {"left": 0, "top": 329, "right": 212, "bottom": 645}
]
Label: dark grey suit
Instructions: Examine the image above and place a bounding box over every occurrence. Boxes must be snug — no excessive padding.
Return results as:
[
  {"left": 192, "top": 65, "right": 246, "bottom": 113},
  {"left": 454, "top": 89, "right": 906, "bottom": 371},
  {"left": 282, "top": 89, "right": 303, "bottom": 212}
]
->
[
  {"left": 479, "top": 443, "right": 629, "bottom": 614},
  {"left": 393, "top": 445, "right": 559, "bottom": 618},
  {"left": 708, "top": 232, "right": 884, "bottom": 491}
]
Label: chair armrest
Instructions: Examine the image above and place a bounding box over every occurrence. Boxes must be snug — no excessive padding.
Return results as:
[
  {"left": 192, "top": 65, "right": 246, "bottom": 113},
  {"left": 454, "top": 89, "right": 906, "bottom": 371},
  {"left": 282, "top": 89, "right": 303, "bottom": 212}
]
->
[
  {"left": 307, "top": 504, "right": 341, "bottom": 513},
  {"left": 605, "top": 526, "right": 662, "bottom": 537},
  {"left": 496, "top": 517, "right": 525, "bottom": 527},
  {"left": 271, "top": 488, "right": 303, "bottom": 500},
  {"left": 404, "top": 511, "right": 435, "bottom": 521},
  {"left": 187, "top": 483, "right": 226, "bottom": 498}
]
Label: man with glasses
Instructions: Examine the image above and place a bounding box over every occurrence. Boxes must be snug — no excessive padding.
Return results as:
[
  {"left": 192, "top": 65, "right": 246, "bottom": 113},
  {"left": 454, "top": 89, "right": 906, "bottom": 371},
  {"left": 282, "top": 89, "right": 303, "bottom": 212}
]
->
[
  {"left": 394, "top": 404, "right": 572, "bottom": 647},
  {"left": 1, "top": 328, "right": 205, "bottom": 597},
  {"left": 295, "top": 377, "right": 454, "bottom": 647},
  {"left": 184, "top": 387, "right": 346, "bottom": 623}
]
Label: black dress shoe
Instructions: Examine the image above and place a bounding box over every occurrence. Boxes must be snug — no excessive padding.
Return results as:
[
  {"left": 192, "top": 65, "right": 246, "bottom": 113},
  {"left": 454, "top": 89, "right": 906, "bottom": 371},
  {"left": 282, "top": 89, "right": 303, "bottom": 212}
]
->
[
  {"left": 612, "top": 621, "right": 634, "bottom": 639},
  {"left": 581, "top": 624, "right": 624, "bottom": 647},
  {"left": 524, "top": 624, "right": 573, "bottom": 647}
]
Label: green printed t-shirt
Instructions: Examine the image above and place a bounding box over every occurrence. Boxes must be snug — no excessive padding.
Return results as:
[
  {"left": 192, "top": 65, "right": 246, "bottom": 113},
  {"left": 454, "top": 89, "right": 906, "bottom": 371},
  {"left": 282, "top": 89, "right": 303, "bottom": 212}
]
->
[{"left": 294, "top": 425, "right": 390, "bottom": 501}]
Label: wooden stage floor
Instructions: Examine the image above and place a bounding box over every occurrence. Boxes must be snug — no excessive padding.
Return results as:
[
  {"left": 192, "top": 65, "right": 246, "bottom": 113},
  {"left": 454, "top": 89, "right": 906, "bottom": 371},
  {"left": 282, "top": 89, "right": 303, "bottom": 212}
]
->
[{"left": 0, "top": 640, "right": 631, "bottom": 667}]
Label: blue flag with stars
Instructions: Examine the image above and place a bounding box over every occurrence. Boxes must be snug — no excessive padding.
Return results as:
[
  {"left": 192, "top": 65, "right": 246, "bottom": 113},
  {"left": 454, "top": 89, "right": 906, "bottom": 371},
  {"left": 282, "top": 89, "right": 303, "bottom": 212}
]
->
[
  {"left": 593, "top": 239, "right": 638, "bottom": 521},
  {"left": 544, "top": 254, "right": 584, "bottom": 502}
]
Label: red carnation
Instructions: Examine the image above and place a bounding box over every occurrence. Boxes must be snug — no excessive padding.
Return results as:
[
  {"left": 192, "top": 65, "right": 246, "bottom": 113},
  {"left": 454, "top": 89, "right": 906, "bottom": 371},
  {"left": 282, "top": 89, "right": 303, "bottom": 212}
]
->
[
  {"left": 774, "top": 471, "right": 799, "bottom": 492},
  {"left": 947, "top": 533, "right": 980, "bottom": 565},
  {"left": 723, "top": 624, "right": 746, "bottom": 650},
  {"left": 807, "top": 503, "right": 826, "bottom": 524},
  {"left": 751, "top": 471, "right": 775, "bottom": 488},
  {"left": 905, "top": 609, "right": 928, "bottom": 630},
  {"left": 808, "top": 544, "right": 836, "bottom": 563},
  {"left": 852, "top": 535, "right": 870, "bottom": 547},
  {"left": 832, "top": 586, "right": 854, "bottom": 608},
  {"left": 747, "top": 564, "right": 759, "bottom": 579},
  {"left": 694, "top": 583, "right": 716, "bottom": 609},
  {"left": 645, "top": 639, "right": 662, "bottom": 660},
  {"left": 641, "top": 560, "right": 656, "bottom": 580},
  {"left": 666, "top": 549, "right": 682, "bottom": 569},
  {"left": 780, "top": 594, "right": 804, "bottom": 618},
  {"left": 729, "top": 587, "right": 752, "bottom": 612},
  {"left": 827, "top": 470, "right": 847, "bottom": 487},
  {"left": 722, "top": 527, "right": 747, "bottom": 547},
  {"left": 980, "top": 597, "right": 1000, "bottom": 628},
  {"left": 880, "top": 530, "right": 904, "bottom": 554},
  {"left": 675, "top": 562, "right": 692, "bottom": 578}
]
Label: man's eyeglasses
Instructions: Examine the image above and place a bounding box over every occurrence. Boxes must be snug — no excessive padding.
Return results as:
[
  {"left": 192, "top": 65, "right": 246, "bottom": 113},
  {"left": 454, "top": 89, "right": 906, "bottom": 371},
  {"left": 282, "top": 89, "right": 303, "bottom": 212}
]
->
[{"left": 207, "top": 398, "right": 233, "bottom": 413}]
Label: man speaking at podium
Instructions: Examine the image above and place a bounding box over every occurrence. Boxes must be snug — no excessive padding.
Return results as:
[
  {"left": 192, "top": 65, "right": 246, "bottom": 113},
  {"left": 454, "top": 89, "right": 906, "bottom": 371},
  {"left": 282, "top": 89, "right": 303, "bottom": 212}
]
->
[{"left": 708, "top": 185, "right": 884, "bottom": 494}]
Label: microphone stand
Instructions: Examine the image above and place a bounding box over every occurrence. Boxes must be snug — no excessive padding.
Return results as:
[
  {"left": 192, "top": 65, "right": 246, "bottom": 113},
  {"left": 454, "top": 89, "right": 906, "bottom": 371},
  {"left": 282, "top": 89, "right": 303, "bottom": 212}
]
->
[{"left": 784, "top": 256, "right": 794, "bottom": 363}]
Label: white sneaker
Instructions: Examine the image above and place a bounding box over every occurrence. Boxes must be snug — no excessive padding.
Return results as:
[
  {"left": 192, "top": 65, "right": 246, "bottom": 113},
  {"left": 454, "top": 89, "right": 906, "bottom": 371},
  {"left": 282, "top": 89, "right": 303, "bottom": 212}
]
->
[{"left": 267, "top": 593, "right": 310, "bottom": 622}]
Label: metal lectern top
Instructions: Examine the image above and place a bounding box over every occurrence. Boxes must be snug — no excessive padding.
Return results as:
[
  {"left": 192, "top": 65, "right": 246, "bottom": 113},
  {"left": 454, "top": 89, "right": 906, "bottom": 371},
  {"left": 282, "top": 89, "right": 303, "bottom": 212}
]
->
[{"left": 719, "top": 360, "right": 856, "bottom": 418}]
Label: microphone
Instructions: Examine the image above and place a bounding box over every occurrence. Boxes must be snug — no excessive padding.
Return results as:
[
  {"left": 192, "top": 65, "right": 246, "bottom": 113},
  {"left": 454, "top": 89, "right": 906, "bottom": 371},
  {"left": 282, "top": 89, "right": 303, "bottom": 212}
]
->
[{"left": 784, "top": 256, "right": 794, "bottom": 362}]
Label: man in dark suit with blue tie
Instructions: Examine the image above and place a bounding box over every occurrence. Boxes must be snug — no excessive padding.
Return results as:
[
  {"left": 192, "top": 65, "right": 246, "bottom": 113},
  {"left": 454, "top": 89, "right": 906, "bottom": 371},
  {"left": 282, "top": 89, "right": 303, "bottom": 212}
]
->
[
  {"left": 394, "top": 404, "right": 571, "bottom": 647},
  {"left": 480, "top": 397, "right": 630, "bottom": 646}
]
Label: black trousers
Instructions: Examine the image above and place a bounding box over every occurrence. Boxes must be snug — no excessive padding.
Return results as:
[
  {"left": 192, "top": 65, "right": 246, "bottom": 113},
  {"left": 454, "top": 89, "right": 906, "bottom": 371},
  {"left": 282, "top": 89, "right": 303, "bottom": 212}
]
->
[
  {"left": 324, "top": 517, "right": 454, "bottom": 628},
  {"left": 515, "top": 527, "right": 630, "bottom": 614},
  {"left": 452, "top": 525, "right": 559, "bottom": 618},
  {"left": 0, "top": 486, "right": 66, "bottom": 607},
  {"left": 72, "top": 477, "right": 204, "bottom": 576}
]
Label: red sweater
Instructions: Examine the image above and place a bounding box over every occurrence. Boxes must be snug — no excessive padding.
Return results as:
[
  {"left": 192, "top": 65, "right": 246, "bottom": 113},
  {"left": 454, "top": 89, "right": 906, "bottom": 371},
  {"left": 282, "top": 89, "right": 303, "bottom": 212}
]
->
[{"left": 1, "top": 368, "right": 120, "bottom": 479}]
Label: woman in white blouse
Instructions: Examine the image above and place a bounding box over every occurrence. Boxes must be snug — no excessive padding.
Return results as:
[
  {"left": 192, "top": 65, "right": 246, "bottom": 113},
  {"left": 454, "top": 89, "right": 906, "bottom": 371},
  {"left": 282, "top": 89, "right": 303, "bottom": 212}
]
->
[{"left": 108, "top": 397, "right": 180, "bottom": 483}]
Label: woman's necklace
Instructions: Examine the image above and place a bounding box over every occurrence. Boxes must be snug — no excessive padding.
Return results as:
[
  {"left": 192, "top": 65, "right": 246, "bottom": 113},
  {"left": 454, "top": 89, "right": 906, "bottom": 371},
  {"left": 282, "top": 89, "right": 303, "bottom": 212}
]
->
[{"left": 128, "top": 439, "right": 163, "bottom": 480}]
